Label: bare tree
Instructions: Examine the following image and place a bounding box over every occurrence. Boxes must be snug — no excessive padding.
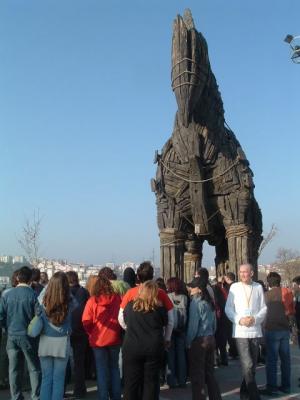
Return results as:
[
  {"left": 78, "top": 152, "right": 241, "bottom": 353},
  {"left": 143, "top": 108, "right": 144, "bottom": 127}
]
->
[
  {"left": 276, "top": 247, "right": 299, "bottom": 264},
  {"left": 18, "top": 210, "right": 43, "bottom": 267},
  {"left": 275, "top": 247, "right": 300, "bottom": 284},
  {"left": 258, "top": 224, "right": 277, "bottom": 257}
]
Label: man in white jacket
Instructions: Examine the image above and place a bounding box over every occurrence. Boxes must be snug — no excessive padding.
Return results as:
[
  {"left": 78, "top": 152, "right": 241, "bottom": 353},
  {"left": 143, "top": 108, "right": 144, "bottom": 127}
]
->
[{"left": 225, "top": 264, "right": 267, "bottom": 400}]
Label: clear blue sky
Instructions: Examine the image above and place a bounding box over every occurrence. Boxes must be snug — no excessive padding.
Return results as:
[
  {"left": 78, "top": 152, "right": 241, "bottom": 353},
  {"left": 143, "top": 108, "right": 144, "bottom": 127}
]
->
[{"left": 0, "top": 1, "right": 299, "bottom": 266}]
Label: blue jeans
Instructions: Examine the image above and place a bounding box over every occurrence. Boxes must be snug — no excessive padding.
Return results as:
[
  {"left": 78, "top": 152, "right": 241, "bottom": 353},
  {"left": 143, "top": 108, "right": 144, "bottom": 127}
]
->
[
  {"left": 40, "top": 352, "right": 70, "bottom": 400},
  {"left": 7, "top": 335, "right": 41, "bottom": 400},
  {"left": 167, "top": 331, "right": 187, "bottom": 386},
  {"left": 93, "top": 345, "right": 121, "bottom": 400},
  {"left": 265, "top": 330, "right": 291, "bottom": 390}
]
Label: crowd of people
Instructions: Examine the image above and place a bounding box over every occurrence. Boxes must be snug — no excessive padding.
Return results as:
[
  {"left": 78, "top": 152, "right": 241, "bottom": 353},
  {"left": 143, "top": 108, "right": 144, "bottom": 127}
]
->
[{"left": 0, "top": 261, "right": 300, "bottom": 400}]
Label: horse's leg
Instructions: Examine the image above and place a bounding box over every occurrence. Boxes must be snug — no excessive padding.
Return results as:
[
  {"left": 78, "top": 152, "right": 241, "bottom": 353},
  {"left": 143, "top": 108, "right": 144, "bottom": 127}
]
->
[
  {"left": 214, "top": 237, "right": 229, "bottom": 278},
  {"left": 184, "top": 236, "right": 203, "bottom": 283},
  {"left": 157, "top": 196, "right": 186, "bottom": 280},
  {"left": 250, "top": 198, "right": 263, "bottom": 279},
  {"left": 218, "top": 192, "right": 255, "bottom": 278},
  {"left": 160, "top": 228, "right": 186, "bottom": 280}
]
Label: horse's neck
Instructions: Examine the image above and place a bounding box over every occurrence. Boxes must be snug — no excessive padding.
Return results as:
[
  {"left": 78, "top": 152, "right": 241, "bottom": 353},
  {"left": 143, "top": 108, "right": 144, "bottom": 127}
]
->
[{"left": 194, "top": 72, "right": 225, "bottom": 132}]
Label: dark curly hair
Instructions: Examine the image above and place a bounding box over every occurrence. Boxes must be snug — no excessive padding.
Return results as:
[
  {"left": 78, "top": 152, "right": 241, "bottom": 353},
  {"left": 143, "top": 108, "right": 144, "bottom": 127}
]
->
[
  {"left": 98, "top": 267, "right": 117, "bottom": 281},
  {"left": 93, "top": 276, "right": 114, "bottom": 296}
]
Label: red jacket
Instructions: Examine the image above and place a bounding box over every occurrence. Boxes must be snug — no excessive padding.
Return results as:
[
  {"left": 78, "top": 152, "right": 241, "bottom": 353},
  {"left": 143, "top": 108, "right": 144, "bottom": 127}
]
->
[
  {"left": 82, "top": 294, "right": 121, "bottom": 347},
  {"left": 281, "top": 287, "right": 295, "bottom": 316}
]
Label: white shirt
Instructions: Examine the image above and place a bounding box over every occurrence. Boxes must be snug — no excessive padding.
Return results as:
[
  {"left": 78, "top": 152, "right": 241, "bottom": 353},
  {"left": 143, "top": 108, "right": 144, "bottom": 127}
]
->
[{"left": 225, "top": 281, "right": 267, "bottom": 338}]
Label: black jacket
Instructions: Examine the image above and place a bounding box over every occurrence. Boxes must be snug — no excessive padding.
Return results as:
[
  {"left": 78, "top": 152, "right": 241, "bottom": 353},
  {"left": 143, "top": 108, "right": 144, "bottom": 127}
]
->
[{"left": 70, "top": 285, "right": 89, "bottom": 336}]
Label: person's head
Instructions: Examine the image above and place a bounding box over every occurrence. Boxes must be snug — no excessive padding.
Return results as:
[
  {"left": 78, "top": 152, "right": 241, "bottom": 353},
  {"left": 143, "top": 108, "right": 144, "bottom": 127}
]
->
[
  {"left": 188, "top": 277, "right": 203, "bottom": 296},
  {"left": 195, "top": 268, "right": 209, "bottom": 285},
  {"left": 166, "top": 277, "right": 187, "bottom": 295},
  {"left": 292, "top": 276, "right": 300, "bottom": 286},
  {"left": 17, "top": 266, "right": 32, "bottom": 284},
  {"left": 188, "top": 277, "right": 214, "bottom": 310},
  {"left": 155, "top": 277, "right": 167, "bottom": 292},
  {"left": 98, "top": 267, "right": 117, "bottom": 281},
  {"left": 133, "top": 280, "right": 159, "bottom": 312},
  {"left": 85, "top": 275, "right": 99, "bottom": 296},
  {"left": 66, "top": 271, "right": 79, "bottom": 287},
  {"left": 123, "top": 267, "right": 136, "bottom": 288},
  {"left": 136, "top": 261, "right": 153, "bottom": 283},
  {"left": 31, "top": 268, "right": 41, "bottom": 283},
  {"left": 93, "top": 276, "right": 114, "bottom": 297},
  {"left": 225, "top": 272, "right": 236, "bottom": 284},
  {"left": 11, "top": 269, "right": 20, "bottom": 287},
  {"left": 267, "top": 272, "right": 281, "bottom": 288},
  {"left": 239, "top": 264, "right": 254, "bottom": 284},
  {"left": 43, "top": 272, "right": 70, "bottom": 326},
  {"left": 40, "top": 272, "right": 49, "bottom": 286}
]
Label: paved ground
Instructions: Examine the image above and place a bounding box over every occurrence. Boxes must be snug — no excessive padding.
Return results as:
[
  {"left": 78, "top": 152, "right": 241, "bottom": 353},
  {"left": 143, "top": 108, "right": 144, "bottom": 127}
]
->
[{"left": 2, "top": 346, "right": 300, "bottom": 400}]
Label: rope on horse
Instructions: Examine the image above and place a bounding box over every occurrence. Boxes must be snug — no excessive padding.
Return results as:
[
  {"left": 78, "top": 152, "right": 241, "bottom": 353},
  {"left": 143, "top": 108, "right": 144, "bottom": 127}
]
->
[
  {"left": 183, "top": 210, "right": 220, "bottom": 227},
  {"left": 172, "top": 70, "right": 201, "bottom": 87},
  {"left": 160, "top": 239, "right": 184, "bottom": 247},
  {"left": 160, "top": 211, "right": 220, "bottom": 247},
  {"left": 226, "top": 224, "right": 252, "bottom": 239},
  {"left": 172, "top": 82, "right": 200, "bottom": 90},
  {"left": 160, "top": 158, "right": 240, "bottom": 184}
]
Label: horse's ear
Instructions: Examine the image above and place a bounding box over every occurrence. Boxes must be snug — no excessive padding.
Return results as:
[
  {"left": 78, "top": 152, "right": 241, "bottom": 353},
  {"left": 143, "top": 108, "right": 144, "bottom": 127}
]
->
[{"left": 183, "top": 8, "right": 195, "bottom": 30}]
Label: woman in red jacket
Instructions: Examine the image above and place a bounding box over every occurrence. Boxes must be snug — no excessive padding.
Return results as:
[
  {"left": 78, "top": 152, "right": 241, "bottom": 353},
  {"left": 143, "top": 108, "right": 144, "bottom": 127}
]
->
[{"left": 82, "top": 276, "right": 122, "bottom": 400}]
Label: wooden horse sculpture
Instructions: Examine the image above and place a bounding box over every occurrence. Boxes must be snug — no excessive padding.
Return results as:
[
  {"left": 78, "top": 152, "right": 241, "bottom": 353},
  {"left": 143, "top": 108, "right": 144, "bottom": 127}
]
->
[{"left": 151, "top": 10, "right": 262, "bottom": 282}]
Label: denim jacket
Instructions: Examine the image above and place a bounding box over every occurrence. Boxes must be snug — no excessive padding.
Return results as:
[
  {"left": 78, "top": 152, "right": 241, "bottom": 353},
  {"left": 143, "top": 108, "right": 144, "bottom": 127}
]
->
[
  {"left": 186, "top": 295, "right": 216, "bottom": 348},
  {"left": 0, "top": 285, "right": 38, "bottom": 336}
]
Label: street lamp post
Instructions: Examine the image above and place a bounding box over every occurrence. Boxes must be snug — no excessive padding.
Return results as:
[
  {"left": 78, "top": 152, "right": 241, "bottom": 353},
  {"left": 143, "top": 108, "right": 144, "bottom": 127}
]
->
[{"left": 284, "top": 34, "right": 300, "bottom": 64}]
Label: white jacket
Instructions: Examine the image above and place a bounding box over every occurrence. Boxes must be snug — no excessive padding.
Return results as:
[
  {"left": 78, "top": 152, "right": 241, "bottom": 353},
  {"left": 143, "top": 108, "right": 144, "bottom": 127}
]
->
[{"left": 225, "top": 281, "right": 267, "bottom": 338}]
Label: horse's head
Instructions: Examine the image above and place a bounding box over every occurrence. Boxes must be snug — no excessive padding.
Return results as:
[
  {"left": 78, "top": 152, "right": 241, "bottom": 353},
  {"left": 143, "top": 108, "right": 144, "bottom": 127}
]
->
[{"left": 171, "top": 9, "right": 210, "bottom": 128}]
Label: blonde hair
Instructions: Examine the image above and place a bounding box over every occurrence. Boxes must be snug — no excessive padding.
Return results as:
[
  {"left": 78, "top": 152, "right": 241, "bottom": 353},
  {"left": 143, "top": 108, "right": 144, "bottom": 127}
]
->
[
  {"left": 85, "top": 275, "right": 99, "bottom": 296},
  {"left": 133, "top": 280, "right": 159, "bottom": 312}
]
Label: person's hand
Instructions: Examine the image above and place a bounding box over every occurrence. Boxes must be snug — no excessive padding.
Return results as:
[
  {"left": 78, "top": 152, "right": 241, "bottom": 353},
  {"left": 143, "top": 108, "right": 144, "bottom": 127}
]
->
[
  {"left": 246, "top": 316, "right": 255, "bottom": 326},
  {"left": 239, "top": 316, "right": 253, "bottom": 326}
]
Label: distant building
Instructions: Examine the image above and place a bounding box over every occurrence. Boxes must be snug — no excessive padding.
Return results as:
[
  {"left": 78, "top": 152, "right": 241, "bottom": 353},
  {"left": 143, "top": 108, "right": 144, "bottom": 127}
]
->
[
  {"left": 0, "top": 276, "right": 10, "bottom": 286},
  {"left": 0, "top": 255, "right": 13, "bottom": 264},
  {"left": 105, "top": 263, "right": 115, "bottom": 270},
  {"left": 13, "top": 256, "right": 26, "bottom": 264},
  {"left": 120, "top": 262, "right": 138, "bottom": 272}
]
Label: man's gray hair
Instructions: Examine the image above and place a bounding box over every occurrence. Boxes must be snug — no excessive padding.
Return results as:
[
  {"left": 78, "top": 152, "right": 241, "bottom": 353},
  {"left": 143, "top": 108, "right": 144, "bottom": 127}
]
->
[{"left": 239, "top": 263, "right": 254, "bottom": 271}]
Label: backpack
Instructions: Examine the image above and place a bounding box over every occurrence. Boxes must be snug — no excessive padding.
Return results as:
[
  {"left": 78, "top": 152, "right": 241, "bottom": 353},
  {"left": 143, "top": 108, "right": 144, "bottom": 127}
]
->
[{"left": 168, "top": 293, "right": 188, "bottom": 332}]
